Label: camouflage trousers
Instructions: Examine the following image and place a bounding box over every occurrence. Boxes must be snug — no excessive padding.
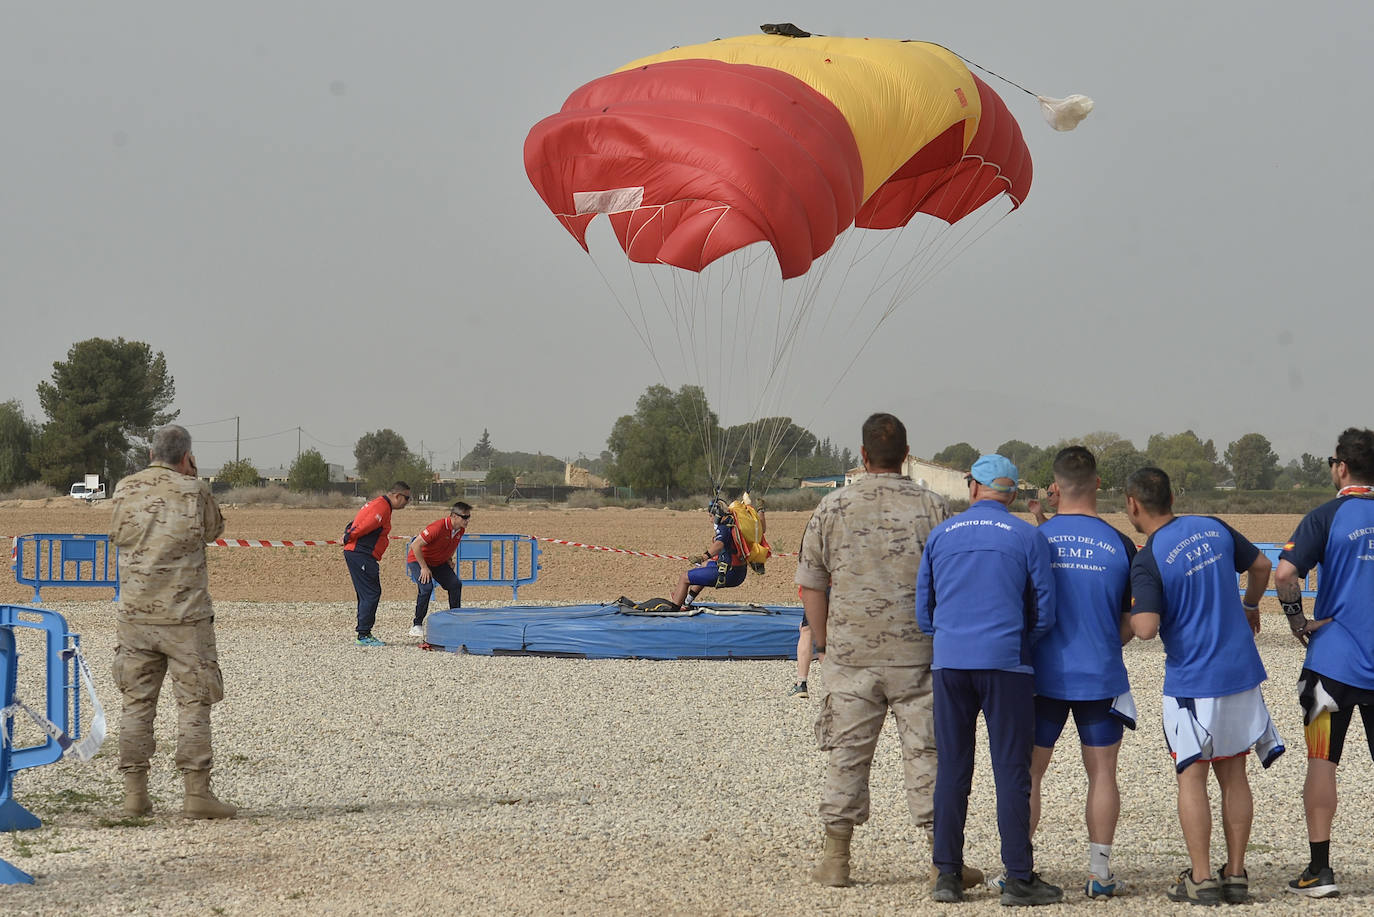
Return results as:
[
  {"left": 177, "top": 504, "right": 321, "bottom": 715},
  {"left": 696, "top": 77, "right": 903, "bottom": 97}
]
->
[
  {"left": 112, "top": 618, "right": 224, "bottom": 774},
  {"left": 814, "top": 662, "right": 936, "bottom": 833}
]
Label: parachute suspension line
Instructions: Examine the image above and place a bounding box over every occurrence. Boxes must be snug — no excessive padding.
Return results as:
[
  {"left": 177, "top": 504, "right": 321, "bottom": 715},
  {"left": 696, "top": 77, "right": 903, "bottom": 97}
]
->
[
  {"left": 891, "top": 202, "right": 1014, "bottom": 309},
  {"left": 928, "top": 44, "right": 1039, "bottom": 99},
  {"left": 819, "top": 206, "right": 1016, "bottom": 407},
  {"left": 830, "top": 152, "right": 979, "bottom": 338},
  {"left": 743, "top": 257, "right": 824, "bottom": 471},
  {"left": 588, "top": 249, "right": 674, "bottom": 386},
  {"left": 883, "top": 168, "right": 1017, "bottom": 311}
]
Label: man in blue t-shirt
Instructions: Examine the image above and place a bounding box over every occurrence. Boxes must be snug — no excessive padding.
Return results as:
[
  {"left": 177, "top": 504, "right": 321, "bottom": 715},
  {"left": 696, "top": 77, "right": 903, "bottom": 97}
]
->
[
  {"left": 1275, "top": 427, "right": 1374, "bottom": 899},
  {"left": 1025, "top": 447, "right": 1137, "bottom": 899},
  {"left": 917, "top": 453, "right": 1061, "bottom": 906},
  {"left": 1126, "top": 467, "right": 1281, "bottom": 906}
]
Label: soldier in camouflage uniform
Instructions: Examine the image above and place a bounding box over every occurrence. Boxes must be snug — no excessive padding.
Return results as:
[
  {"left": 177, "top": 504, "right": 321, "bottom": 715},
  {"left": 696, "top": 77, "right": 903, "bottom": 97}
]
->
[
  {"left": 795, "top": 412, "right": 982, "bottom": 890},
  {"left": 109, "top": 424, "right": 236, "bottom": 819}
]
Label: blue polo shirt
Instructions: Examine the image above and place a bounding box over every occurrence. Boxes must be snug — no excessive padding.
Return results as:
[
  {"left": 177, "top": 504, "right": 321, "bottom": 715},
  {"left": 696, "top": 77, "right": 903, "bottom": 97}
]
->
[
  {"left": 917, "top": 499, "right": 1056, "bottom": 674},
  {"left": 1130, "top": 515, "right": 1266, "bottom": 698},
  {"left": 1033, "top": 514, "right": 1137, "bottom": 700},
  {"left": 1280, "top": 493, "right": 1374, "bottom": 688}
]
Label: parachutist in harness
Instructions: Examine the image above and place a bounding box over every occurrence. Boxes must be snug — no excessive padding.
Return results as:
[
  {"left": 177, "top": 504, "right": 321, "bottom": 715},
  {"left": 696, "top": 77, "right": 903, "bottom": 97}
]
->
[{"left": 668, "top": 499, "right": 750, "bottom": 611}]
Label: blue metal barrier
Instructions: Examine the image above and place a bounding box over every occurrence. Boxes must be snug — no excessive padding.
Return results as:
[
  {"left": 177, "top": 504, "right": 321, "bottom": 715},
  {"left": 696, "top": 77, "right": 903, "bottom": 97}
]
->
[
  {"left": 407, "top": 534, "right": 540, "bottom": 600},
  {"left": 0, "top": 605, "right": 83, "bottom": 884},
  {"left": 11, "top": 533, "right": 119, "bottom": 603},
  {"left": 1249, "top": 543, "right": 1317, "bottom": 598}
]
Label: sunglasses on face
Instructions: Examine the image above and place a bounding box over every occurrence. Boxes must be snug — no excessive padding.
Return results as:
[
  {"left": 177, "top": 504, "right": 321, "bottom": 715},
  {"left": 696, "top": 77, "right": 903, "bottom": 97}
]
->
[
  {"left": 1329, "top": 456, "right": 1340, "bottom": 467},
  {"left": 453, "top": 513, "right": 471, "bottom": 520}
]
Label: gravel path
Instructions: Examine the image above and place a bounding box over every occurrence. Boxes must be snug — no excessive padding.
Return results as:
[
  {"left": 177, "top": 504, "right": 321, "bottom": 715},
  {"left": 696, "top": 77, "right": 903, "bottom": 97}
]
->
[{"left": 2, "top": 600, "right": 1372, "bottom": 915}]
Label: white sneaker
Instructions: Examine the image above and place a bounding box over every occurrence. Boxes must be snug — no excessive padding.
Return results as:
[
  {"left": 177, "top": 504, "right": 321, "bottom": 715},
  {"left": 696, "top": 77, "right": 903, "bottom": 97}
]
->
[{"left": 408, "top": 625, "right": 424, "bottom": 638}]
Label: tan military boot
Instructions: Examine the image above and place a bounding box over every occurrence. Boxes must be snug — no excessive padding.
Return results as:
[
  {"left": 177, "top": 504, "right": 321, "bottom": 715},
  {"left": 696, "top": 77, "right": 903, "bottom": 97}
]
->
[
  {"left": 123, "top": 771, "right": 152, "bottom": 816},
  {"left": 811, "top": 826, "right": 854, "bottom": 886},
  {"left": 182, "top": 770, "right": 237, "bottom": 819},
  {"left": 928, "top": 863, "right": 986, "bottom": 890},
  {"left": 923, "top": 828, "right": 984, "bottom": 889}
]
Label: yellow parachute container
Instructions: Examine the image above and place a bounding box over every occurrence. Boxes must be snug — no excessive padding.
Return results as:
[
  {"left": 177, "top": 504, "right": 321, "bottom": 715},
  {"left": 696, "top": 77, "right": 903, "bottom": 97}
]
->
[{"left": 729, "top": 496, "right": 771, "bottom": 567}]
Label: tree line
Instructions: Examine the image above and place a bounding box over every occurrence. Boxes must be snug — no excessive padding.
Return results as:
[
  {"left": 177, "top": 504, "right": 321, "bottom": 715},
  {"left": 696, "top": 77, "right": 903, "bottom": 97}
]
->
[
  {"left": 930, "top": 430, "right": 1328, "bottom": 492},
  {"left": 0, "top": 340, "right": 1328, "bottom": 500}
]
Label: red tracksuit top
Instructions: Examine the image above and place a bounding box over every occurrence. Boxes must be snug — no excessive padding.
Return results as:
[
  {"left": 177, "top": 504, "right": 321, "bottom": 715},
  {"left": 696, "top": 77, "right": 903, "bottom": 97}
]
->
[{"left": 343, "top": 495, "right": 393, "bottom": 560}]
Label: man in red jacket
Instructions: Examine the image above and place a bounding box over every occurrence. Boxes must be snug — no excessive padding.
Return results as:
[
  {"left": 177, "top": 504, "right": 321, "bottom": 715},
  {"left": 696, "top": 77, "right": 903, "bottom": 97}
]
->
[
  {"left": 406, "top": 501, "right": 471, "bottom": 638},
  {"left": 343, "top": 481, "right": 411, "bottom": 646}
]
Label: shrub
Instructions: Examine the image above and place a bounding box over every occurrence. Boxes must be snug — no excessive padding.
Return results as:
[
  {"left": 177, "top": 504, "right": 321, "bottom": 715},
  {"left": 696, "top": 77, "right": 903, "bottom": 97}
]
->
[
  {"left": 217, "top": 459, "right": 261, "bottom": 488},
  {"left": 219, "top": 484, "right": 354, "bottom": 508},
  {"left": 0, "top": 482, "right": 60, "bottom": 501},
  {"left": 754, "top": 489, "right": 825, "bottom": 512}
]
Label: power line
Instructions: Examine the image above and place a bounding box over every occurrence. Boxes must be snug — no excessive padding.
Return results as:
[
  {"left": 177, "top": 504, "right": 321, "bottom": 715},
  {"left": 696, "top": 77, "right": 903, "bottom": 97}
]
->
[
  {"left": 299, "top": 428, "right": 351, "bottom": 449},
  {"left": 194, "top": 426, "right": 298, "bottom": 445}
]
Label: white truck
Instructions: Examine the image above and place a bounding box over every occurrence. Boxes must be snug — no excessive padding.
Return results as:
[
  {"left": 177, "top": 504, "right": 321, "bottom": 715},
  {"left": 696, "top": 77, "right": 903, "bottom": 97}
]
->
[{"left": 69, "top": 474, "right": 107, "bottom": 502}]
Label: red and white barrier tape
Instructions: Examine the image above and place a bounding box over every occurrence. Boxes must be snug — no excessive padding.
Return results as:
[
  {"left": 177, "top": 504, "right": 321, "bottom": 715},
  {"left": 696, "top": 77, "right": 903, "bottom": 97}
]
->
[
  {"left": 12, "top": 534, "right": 795, "bottom": 559},
  {"left": 530, "top": 536, "right": 798, "bottom": 559},
  {"left": 530, "top": 537, "right": 689, "bottom": 560},
  {"left": 211, "top": 538, "right": 344, "bottom": 547}
]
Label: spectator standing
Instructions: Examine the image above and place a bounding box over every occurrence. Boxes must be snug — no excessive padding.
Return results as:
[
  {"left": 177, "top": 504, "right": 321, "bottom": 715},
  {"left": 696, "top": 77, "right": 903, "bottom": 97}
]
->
[
  {"left": 109, "top": 424, "right": 236, "bottom": 819},
  {"left": 795, "top": 413, "right": 975, "bottom": 890},
  {"left": 1275, "top": 427, "right": 1374, "bottom": 898},
  {"left": 789, "top": 619, "right": 819, "bottom": 698},
  {"left": 343, "top": 481, "right": 411, "bottom": 646},
  {"left": 1126, "top": 466, "right": 1282, "bottom": 905},
  {"left": 917, "top": 453, "right": 1061, "bottom": 906},
  {"left": 1025, "top": 446, "right": 1138, "bottom": 898}
]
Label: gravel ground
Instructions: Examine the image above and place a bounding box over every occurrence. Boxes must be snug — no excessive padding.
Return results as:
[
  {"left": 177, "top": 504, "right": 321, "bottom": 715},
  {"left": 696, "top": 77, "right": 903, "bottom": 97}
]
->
[{"left": 2, "top": 599, "right": 1372, "bottom": 916}]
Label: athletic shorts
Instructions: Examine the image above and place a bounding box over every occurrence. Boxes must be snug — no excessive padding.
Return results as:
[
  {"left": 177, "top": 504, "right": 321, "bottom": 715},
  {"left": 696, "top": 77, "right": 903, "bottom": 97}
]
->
[
  {"left": 1298, "top": 668, "right": 1374, "bottom": 765},
  {"left": 686, "top": 563, "right": 747, "bottom": 588},
  {"left": 1161, "top": 687, "right": 1284, "bottom": 772},
  {"left": 1033, "top": 696, "right": 1122, "bottom": 748}
]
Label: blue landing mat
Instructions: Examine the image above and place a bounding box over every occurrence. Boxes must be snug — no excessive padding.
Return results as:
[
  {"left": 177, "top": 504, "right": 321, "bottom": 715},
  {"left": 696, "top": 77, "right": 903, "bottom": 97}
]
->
[{"left": 424, "top": 602, "right": 804, "bottom": 659}]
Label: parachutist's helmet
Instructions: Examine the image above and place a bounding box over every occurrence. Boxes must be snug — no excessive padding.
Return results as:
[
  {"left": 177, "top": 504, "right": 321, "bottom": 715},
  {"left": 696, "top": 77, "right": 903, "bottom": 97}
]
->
[{"left": 709, "top": 499, "right": 732, "bottom": 525}]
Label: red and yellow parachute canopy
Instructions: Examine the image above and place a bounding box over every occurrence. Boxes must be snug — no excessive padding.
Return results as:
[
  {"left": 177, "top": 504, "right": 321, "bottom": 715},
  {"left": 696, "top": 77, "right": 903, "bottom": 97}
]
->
[{"left": 525, "top": 32, "right": 1032, "bottom": 280}]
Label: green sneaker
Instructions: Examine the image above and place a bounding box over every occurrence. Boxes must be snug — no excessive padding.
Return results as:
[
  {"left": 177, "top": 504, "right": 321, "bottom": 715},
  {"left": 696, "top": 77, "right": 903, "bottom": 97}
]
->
[
  {"left": 1219, "top": 868, "right": 1248, "bottom": 904},
  {"left": 1167, "top": 868, "right": 1221, "bottom": 906},
  {"left": 787, "top": 681, "right": 808, "bottom": 698},
  {"left": 355, "top": 634, "right": 386, "bottom": 647}
]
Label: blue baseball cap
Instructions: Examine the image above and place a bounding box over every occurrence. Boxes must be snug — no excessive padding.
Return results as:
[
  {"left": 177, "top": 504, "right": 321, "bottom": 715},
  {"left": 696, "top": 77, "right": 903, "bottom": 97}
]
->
[{"left": 969, "top": 454, "right": 1019, "bottom": 493}]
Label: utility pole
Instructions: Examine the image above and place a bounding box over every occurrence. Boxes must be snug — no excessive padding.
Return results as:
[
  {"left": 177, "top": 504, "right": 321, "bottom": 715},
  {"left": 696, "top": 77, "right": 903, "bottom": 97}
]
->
[
  {"left": 297, "top": 427, "right": 302, "bottom": 458},
  {"left": 235, "top": 416, "right": 240, "bottom": 463}
]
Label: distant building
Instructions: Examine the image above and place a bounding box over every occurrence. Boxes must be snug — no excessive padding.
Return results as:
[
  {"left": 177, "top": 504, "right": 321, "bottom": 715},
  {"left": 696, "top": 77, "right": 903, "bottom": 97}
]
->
[
  {"left": 565, "top": 464, "right": 610, "bottom": 489},
  {"left": 800, "top": 474, "right": 846, "bottom": 489},
  {"left": 440, "top": 469, "right": 488, "bottom": 484},
  {"left": 845, "top": 457, "right": 969, "bottom": 503},
  {"left": 260, "top": 463, "right": 348, "bottom": 484}
]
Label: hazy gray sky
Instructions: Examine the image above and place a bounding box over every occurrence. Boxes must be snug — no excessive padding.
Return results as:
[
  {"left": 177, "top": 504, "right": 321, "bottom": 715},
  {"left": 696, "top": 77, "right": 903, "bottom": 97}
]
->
[{"left": 3, "top": 2, "right": 1368, "bottom": 475}]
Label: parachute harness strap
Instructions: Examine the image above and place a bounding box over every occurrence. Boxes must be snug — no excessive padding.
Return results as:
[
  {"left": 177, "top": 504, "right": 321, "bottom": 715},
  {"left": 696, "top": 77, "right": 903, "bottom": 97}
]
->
[
  {"left": 714, "top": 556, "right": 730, "bottom": 589},
  {"left": 710, "top": 497, "right": 733, "bottom": 589}
]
